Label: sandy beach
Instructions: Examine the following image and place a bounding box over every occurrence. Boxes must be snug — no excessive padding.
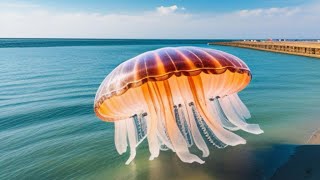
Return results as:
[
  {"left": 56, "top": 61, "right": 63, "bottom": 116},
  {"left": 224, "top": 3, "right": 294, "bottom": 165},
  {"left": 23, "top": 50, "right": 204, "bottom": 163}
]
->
[{"left": 307, "top": 129, "right": 320, "bottom": 144}]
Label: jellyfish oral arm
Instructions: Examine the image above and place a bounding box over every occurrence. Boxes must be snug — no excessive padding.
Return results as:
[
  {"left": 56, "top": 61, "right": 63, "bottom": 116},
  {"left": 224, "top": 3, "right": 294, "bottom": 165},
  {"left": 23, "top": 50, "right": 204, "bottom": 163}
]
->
[{"left": 111, "top": 76, "right": 262, "bottom": 165}]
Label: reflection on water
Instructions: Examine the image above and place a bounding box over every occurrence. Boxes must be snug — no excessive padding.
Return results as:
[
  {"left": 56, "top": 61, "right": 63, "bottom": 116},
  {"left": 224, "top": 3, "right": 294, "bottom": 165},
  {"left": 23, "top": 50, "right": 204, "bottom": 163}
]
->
[
  {"left": 1, "top": 40, "right": 320, "bottom": 179},
  {"left": 90, "top": 144, "right": 295, "bottom": 180},
  {"left": 272, "top": 145, "right": 320, "bottom": 180}
]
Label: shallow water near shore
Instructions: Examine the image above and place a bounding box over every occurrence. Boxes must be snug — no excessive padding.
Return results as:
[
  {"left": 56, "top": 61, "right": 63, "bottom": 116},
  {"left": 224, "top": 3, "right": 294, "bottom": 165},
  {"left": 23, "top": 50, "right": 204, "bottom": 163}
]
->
[{"left": 1, "top": 39, "right": 320, "bottom": 179}]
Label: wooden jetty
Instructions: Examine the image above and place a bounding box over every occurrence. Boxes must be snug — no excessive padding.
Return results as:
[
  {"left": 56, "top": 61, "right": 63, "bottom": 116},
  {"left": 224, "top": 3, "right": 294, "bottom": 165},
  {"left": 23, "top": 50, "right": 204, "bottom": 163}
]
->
[{"left": 209, "top": 41, "right": 320, "bottom": 59}]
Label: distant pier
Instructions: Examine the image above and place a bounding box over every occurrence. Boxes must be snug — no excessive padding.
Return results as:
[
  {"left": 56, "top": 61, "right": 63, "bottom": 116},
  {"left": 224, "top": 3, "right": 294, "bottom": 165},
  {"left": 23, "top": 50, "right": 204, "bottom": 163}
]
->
[{"left": 209, "top": 41, "right": 320, "bottom": 59}]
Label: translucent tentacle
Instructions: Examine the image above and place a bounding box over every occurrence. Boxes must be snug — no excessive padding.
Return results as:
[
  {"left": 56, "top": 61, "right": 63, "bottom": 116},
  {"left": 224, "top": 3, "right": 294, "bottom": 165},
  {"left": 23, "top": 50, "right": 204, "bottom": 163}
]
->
[
  {"left": 149, "top": 82, "right": 174, "bottom": 150},
  {"left": 183, "top": 104, "right": 210, "bottom": 157},
  {"left": 219, "top": 97, "right": 263, "bottom": 134},
  {"left": 230, "top": 93, "right": 251, "bottom": 119},
  {"left": 190, "top": 103, "right": 227, "bottom": 148},
  {"left": 209, "top": 98, "right": 239, "bottom": 131},
  {"left": 187, "top": 76, "right": 246, "bottom": 146},
  {"left": 145, "top": 112, "right": 160, "bottom": 160},
  {"left": 174, "top": 105, "right": 193, "bottom": 147},
  {"left": 133, "top": 114, "right": 148, "bottom": 147},
  {"left": 159, "top": 140, "right": 169, "bottom": 151},
  {"left": 161, "top": 80, "right": 204, "bottom": 164},
  {"left": 114, "top": 120, "right": 128, "bottom": 155},
  {"left": 125, "top": 118, "right": 138, "bottom": 165},
  {"left": 173, "top": 76, "right": 209, "bottom": 158},
  {"left": 141, "top": 84, "right": 160, "bottom": 161}
]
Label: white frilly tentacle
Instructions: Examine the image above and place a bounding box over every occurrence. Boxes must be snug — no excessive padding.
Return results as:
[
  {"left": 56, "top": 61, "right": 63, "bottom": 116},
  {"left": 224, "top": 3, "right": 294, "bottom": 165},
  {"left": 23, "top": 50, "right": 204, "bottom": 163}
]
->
[
  {"left": 112, "top": 92, "right": 262, "bottom": 165},
  {"left": 219, "top": 95, "right": 263, "bottom": 134},
  {"left": 114, "top": 120, "right": 127, "bottom": 155},
  {"left": 125, "top": 118, "right": 137, "bottom": 165}
]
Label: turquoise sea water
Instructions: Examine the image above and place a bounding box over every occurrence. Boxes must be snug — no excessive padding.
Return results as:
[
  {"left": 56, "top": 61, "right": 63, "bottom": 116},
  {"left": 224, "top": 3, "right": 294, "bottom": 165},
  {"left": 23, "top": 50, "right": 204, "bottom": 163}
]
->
[{"left": 1, "top": 39, "right": 320, "bottom": 179}]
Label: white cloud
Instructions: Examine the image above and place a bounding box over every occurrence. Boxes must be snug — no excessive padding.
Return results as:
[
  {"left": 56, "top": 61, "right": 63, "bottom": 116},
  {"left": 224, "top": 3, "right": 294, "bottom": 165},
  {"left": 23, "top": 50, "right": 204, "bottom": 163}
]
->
[
  {"left": 0, "top": 2, "right": 319, "bottom": 39},
  {"left": 156, "top": 5, "right": 179, "bottom": 15},
  {"left": 238, "top": 7, "right": 300, "bottom": 17},
  {"left": 0, "top": 2, "right": 39, "bottom": 9}
]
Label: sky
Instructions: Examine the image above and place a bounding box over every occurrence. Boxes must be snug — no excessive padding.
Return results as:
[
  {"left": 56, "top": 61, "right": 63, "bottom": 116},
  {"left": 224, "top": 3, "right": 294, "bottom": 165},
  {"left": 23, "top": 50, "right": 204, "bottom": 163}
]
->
[{"left": 0, "top": 0, "right": 319, "bottom": 39}]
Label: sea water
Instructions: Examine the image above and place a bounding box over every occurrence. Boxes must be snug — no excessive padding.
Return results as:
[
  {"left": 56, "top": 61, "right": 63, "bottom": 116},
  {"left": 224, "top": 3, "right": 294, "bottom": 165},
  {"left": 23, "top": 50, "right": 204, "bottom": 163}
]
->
[{"left": 1, "top": 39, "right": 320, "bottom": 179}]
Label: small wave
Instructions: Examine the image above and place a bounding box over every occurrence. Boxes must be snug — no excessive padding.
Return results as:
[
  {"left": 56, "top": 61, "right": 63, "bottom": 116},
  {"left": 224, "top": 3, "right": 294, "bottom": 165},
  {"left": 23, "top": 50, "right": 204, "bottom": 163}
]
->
[{"left": 0, "top": 103, "right": 94, "bottom": 131}]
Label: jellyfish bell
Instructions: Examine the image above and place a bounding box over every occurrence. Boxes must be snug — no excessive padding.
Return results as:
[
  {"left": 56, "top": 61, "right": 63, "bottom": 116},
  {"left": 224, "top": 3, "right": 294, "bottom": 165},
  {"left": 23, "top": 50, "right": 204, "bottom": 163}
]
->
[{"left": 94, "top": 46, "right": 263, "bottom": 165}]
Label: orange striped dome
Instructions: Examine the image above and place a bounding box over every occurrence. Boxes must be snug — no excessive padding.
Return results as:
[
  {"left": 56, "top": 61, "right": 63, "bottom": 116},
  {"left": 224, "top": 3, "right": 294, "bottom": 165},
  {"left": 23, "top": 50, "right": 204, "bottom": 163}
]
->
[{"left": 95, "top": 47, "right": 251, "bottom": 121}]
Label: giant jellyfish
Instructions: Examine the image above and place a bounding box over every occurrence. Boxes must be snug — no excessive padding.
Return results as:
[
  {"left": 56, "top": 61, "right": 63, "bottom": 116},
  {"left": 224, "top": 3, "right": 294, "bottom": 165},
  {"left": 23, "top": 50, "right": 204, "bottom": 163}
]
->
[{"left": 94, "top": 47, "right": 263, "bottom": 165}]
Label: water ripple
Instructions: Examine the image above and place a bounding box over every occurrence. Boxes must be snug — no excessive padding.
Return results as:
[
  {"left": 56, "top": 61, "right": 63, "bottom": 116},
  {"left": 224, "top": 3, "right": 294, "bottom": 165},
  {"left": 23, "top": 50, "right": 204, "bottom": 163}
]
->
[{"left": 1, "top": 41, "right": 320, "bottom": 179}]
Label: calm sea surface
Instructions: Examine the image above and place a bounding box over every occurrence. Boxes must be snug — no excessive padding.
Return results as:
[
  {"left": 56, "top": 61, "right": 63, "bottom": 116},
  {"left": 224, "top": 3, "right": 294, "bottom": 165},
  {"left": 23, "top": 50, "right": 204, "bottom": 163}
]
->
[{"left": 1, "top": 39, "right": 320, "bottom": 179}]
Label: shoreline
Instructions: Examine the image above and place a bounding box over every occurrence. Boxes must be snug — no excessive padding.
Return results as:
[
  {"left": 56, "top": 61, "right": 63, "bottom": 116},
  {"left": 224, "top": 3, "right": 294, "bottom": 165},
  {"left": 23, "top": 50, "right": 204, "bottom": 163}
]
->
[{"left": 209, "top": 41, "right": 320, "bottom": 59}]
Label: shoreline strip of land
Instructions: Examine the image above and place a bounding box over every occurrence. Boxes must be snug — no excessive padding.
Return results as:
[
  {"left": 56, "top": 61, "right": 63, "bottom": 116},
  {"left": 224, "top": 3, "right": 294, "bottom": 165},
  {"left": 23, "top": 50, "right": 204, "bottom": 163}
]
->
[{"left": 209, "top": 41, "right": 320, "bottom": 59}]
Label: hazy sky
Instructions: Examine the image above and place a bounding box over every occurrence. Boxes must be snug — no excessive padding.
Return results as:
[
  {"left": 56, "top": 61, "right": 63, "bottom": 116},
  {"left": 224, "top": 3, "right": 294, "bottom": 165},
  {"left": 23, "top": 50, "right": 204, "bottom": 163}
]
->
[{"left": 0, "top": 0, "right": 319, "bottom": 39}]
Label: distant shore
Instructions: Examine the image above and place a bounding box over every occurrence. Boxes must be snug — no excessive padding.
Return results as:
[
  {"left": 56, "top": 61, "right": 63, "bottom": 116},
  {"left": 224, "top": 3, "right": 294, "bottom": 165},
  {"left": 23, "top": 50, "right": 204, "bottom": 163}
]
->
[{"left": 209, "top": 41, "right": 320, "bottom": 59}]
